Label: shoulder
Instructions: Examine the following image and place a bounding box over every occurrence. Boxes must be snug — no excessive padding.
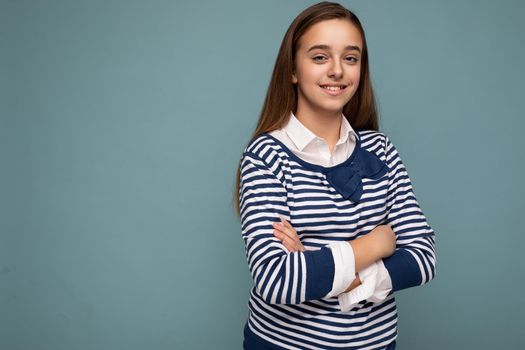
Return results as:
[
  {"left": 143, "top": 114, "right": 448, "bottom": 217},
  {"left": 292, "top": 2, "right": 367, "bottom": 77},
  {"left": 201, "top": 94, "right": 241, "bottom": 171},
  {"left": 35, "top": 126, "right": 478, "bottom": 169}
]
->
[
  {"left": 243, "top": 133, "right": 280, "bottom": 157},
  {"left": 356, "top": 129, "right": 387, "bottom": 145},
  {"left": 356, "top": 129, "right": 405, "bottom": 167},
  {"left": 357, "top": 130, "right": 409, "bottom": 178},
  {"left": 240, "top": 134, "right": 290, "bottom": 180},
  {"left": 356, "top": 129, "right": 388, "bottom": 158}
]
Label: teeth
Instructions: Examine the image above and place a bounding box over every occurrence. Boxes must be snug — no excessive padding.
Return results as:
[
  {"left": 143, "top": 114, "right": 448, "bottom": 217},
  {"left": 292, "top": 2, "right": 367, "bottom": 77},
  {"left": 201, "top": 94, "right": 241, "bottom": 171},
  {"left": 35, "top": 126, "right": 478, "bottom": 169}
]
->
[{"left": 322, "top": 85, "right": 345, "bottom": 91}]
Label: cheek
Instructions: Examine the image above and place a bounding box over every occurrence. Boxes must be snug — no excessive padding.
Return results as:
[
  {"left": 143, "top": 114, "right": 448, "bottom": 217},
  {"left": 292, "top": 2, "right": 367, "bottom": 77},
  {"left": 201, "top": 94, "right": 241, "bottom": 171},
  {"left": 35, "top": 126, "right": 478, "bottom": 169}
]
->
[
  {"left": 354, "top": 75, "right": 361, "bottom": 87},
  {"left": 296, "top": 64, "right": 323, "bottom": 84},
  {"left": 350, "top": 65, "right": 361, "bottom": 81},
  {"left": 348, "top": 68, "right": 361, "bottom": 88}
]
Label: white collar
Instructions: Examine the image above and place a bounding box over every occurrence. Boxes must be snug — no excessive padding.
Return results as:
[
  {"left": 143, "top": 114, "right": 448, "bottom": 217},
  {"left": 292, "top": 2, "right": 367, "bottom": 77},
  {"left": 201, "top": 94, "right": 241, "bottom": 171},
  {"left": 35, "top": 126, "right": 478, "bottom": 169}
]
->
[{"left": 283, "top": 112, "right": 356, "bottom": 151}]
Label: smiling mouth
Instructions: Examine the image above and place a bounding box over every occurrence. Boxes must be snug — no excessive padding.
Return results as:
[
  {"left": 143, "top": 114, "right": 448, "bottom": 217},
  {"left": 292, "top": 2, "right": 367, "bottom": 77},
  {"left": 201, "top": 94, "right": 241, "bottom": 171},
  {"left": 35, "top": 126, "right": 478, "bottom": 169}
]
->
[
  {"left": 320, "top": 85, "right": 347, "bottom": 91},
  {"left": 320, "top": 84, "right": 347, "bottom": 95}
]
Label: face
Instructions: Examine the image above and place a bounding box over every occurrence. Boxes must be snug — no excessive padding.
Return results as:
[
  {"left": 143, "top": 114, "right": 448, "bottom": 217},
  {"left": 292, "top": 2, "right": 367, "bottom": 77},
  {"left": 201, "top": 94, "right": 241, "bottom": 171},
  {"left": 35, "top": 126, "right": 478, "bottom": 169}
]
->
[{"left": 292, "top": 19, "right": 363, "bottom": 118}]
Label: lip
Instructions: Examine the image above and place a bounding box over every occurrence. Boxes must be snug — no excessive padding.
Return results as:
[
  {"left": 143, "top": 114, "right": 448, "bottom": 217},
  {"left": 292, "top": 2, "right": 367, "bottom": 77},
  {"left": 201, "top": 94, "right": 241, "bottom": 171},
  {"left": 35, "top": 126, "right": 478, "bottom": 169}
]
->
[{"left": 319, "top": 84, "right": 347, "bottom": 96}]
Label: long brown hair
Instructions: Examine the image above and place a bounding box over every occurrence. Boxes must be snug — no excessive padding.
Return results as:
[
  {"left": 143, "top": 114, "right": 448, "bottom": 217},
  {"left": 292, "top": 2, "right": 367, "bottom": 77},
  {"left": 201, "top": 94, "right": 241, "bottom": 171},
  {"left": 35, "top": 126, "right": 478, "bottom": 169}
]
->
[{"left": 233, "top": 1, "right": 380, "bottom": 216}]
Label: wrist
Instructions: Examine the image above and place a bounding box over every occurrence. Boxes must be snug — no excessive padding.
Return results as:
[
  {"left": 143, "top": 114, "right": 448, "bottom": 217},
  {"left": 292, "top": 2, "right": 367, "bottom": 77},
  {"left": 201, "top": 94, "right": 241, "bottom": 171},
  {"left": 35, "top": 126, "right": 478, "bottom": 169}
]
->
[
  {"left": 348, "top": 238, "right": 375, "bottom": 272},
  {"left": 367, "top": 231, "right": 387, "bottom": 259},
  {"left": 356, "top": 234, "right": 384, "bottom": 260},
  {"left": 344, "top": 273, "right": 362, "bottom": 293}
]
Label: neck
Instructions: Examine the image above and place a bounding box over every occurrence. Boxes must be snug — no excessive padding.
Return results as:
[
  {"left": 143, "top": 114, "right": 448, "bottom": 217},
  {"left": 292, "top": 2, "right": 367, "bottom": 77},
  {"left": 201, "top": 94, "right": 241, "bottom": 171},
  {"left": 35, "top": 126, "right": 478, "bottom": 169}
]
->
[{"left": 294, "top": 107, "right": 342, "bottom": 149}]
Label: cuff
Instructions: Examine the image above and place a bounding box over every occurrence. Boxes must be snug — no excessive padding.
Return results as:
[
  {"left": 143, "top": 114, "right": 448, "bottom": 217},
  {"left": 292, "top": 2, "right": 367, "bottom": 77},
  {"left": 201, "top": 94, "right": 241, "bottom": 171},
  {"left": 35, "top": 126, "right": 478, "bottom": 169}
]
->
[
  {"left": 382, "top": 248, "right": 422, "bottom": 291},
  {"left": 337, "top": 260, "right": 393, "bottom": 312},
  {"left": 372, "top": 259, "right": 393, "bottom": 301},
  {"left": 325, "top": 241, "right": 356, "bottom": 298}
]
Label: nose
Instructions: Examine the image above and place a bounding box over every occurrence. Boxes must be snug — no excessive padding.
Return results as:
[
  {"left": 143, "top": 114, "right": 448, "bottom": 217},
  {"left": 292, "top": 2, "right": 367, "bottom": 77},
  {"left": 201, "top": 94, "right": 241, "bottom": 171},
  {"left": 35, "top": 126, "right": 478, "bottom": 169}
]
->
[{"left": 328, "top": 59, "right": 343, "bottom": 79}]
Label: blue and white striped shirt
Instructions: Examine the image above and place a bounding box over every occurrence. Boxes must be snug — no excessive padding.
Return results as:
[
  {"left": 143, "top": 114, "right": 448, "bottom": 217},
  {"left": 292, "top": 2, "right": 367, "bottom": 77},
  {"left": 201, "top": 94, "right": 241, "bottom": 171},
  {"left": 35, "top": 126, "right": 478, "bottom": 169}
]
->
[
  {"left": 239, "top": 129, "right": 436, "bottom": 349},
  {"left": 269, "top": 113, "right": 394, "bottom": 312}
]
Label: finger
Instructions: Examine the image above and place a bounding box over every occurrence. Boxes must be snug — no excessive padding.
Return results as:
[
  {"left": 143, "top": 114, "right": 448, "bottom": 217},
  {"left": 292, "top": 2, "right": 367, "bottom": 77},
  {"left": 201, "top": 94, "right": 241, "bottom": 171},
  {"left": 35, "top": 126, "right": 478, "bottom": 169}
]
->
[
  {"left": 282, "top": 219, "right": 293, "bottom": 229},
  {"left": 284, "top": 240, "right": 302, "bottom": 253},
  {"left": 276, "top": 230, "right": 305, "bottom": 252},
  {"left": 274, "top": 229, "right": 302, "bottom": 252},
  {"left": 281, "top": 219, "right": 298, "bottom": 234},
  {"left": 275, "top": 228, "right": 302, "bottom": 249},
  {"left": 273, "top": 229, "right": 295, "bottom": 247},
  {"left": 282, "top": 221, "right": 302, "bottom": 242},
  {"left": 273, "top": 228, "right": 284, "bottom": 241},
  {"left": 274, "top": 222, "right": 300, "bottom": 243},
  {"left": 282, "top": 241, "right": 297, "bottom": 253},
  {"left": 277, "top": 217, "right": 291, "bottom": 229}
]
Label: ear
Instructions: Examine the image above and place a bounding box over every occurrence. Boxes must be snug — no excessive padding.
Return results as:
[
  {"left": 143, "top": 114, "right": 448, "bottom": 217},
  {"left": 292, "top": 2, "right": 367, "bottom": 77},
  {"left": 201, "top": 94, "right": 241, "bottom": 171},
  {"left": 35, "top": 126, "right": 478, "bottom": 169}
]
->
[{"left": 292, "top": 72, "right": 298, "bottom": 84}]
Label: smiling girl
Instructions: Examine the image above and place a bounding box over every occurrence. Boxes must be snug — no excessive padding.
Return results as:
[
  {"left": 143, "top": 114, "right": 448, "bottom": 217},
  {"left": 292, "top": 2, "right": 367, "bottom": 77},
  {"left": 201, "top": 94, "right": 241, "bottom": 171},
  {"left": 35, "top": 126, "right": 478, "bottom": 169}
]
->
[{"left": 234, "top": 2, "right": 436, "bottom": 349}]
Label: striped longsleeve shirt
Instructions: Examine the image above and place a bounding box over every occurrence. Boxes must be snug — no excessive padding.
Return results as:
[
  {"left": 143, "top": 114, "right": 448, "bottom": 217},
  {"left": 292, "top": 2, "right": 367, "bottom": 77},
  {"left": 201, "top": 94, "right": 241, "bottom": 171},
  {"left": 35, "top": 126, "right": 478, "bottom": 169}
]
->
[
  {"left": 269, "top": 113, "right": 394, "bottom": 312},
  {"left": 239, "top": 129, "right": 436, "bottom": 349}
]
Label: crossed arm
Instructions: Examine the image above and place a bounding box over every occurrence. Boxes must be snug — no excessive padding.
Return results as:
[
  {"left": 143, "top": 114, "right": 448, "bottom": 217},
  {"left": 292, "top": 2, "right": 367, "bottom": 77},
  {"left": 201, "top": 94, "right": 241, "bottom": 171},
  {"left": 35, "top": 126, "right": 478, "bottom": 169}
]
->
[
  {"left": 240, "top": 137, "right": 436, "bottom": 304},
  {"left": 272, "top": 219, "right": 396, "bottom": 294}
]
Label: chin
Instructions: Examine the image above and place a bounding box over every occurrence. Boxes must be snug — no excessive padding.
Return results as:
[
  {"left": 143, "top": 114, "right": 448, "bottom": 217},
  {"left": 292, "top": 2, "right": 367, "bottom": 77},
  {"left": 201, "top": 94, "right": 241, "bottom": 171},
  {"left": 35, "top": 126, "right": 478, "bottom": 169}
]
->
[{"left": 320, "top": 102, "right": 348, "bottom": 113}]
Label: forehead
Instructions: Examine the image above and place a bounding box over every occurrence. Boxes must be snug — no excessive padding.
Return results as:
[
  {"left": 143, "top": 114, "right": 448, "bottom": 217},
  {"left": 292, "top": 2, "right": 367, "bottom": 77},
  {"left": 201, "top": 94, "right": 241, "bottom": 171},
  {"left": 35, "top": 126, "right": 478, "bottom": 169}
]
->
[{"left": 298, "top": 19, "right": 362, "bottom": 50}]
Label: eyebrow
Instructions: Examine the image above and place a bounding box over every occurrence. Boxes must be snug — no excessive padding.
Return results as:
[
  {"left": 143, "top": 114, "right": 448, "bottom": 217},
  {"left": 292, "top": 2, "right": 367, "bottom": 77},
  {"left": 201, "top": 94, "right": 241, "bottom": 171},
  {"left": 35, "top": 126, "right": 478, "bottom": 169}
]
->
[{"left": 307, "top": 44, "right": 361, "bottom": 53}]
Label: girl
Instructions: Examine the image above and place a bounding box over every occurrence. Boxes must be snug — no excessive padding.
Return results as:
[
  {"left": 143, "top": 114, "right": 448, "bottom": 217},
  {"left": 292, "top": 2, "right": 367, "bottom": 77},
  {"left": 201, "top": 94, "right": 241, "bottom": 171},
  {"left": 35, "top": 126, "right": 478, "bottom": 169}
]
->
[{"left": 234, "top": 2, "right": 436, "bottom": 349}]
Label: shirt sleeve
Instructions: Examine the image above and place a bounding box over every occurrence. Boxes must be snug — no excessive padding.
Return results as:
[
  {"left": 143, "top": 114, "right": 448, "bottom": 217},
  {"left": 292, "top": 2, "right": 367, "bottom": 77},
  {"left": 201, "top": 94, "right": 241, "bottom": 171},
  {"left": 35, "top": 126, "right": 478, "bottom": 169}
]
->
[
  {"left": 325, "top": 241, "right": 356, "bottom": 298},
  {"left": 372, "top": 260, "right": 393, "bottom": 300},
  {"left": 240, "top": 152, "right": 345, "bottom": 304},
  {"left": 337, "top": 260, "right": 393, "bottom": 312},
  {"left": 381, "top": 136, "right": 437, "bottom": 291}
]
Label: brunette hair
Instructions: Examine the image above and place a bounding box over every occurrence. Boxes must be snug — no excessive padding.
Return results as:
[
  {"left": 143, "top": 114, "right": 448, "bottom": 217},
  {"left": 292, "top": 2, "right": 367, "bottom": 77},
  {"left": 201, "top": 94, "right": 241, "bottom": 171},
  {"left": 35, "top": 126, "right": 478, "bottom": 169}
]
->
[{"left": 233, "top": 1, "right": 379, "bottom": 216}]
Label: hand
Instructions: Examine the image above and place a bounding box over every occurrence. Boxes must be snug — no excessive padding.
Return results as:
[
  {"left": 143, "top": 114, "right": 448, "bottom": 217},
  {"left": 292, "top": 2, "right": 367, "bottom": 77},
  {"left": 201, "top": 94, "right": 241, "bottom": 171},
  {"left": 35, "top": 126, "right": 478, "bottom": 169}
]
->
[
  {"left": 344, "top": 273, "right": 362, "bottom": 293},
  {"left": 272, "top": 218, "right": 305, "bottom": 252},
  {"left": 368, "top": 224, "right": 396, "bottom": 258}
]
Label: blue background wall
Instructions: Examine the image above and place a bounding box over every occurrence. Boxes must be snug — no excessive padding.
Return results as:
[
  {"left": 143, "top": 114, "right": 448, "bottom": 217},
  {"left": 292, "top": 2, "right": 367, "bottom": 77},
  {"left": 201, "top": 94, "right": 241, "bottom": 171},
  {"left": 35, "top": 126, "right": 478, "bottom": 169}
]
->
[{"left": 2, "top": 0, "right": 524, "bottom": 349}]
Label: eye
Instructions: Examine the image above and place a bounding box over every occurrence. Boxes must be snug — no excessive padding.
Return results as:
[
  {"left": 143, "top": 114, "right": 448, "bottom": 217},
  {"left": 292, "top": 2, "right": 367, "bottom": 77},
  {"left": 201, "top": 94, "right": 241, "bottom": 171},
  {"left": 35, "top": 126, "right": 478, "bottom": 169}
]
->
[
  {"left": 345, "top": 56, "right": 359, "bottom": 64},
  {"left": 312, "top": 55, "right": 328, "bottom": 62}
]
